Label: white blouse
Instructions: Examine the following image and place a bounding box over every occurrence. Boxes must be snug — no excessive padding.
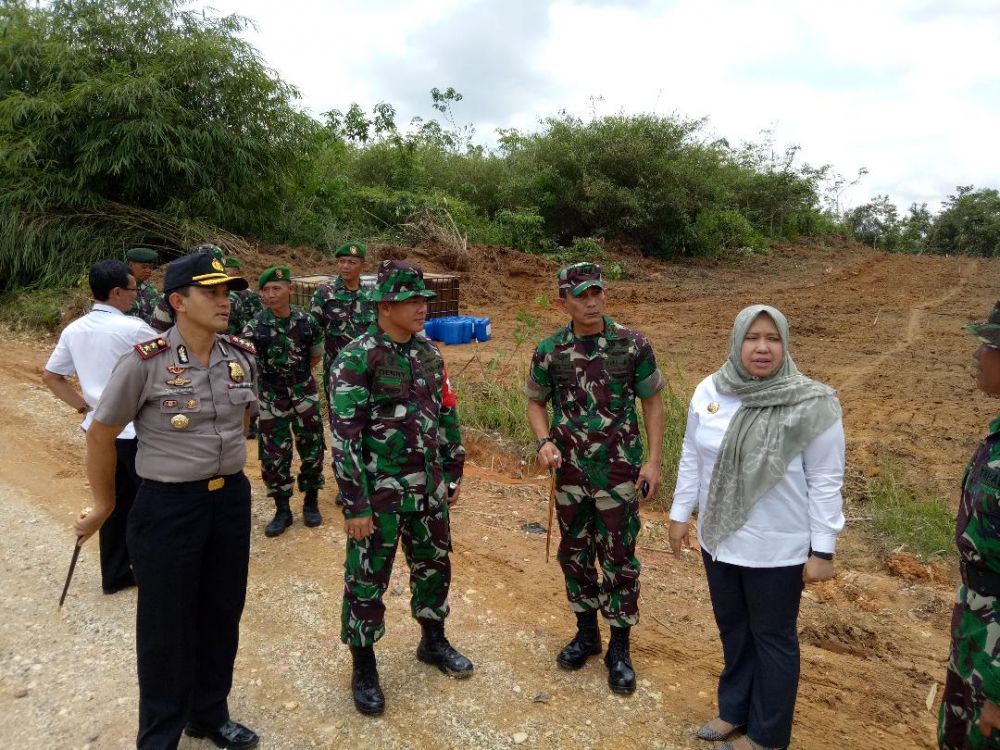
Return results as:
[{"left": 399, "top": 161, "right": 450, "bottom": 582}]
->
[{"left": 669, "top": 375, "right": 846, "bottom": 568}]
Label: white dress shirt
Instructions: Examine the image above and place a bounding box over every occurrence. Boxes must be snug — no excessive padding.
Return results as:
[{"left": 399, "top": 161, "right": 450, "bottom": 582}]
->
[
  {"left": 45, "top": 303, "right": 157, "bottom": 439},
  {"left": 670, "top": 375, "right": 845, "bottom": 567}
]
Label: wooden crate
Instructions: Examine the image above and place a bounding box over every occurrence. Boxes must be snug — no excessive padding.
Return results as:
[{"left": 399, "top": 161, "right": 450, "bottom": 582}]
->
[{"left": 290, "top": 273, "right": 459, "bottom": 318}]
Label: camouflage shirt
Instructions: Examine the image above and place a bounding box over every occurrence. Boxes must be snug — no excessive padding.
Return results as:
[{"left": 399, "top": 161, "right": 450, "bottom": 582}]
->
[
  {"left": 310, "top": 277, "right": 376, "bottom": 374},
  {"left": 241, "top": 306, "right": 323, "bottom": 399},
  {"left": 525, "top": 315, "right": 665, "bottom": 489},
  {"left": 228, "top": 289, "right": 263, "bottom": 335},
  {"left": 128, "top": 280, "right": 161, "bottom": 326},
  {"left": 330, "top": 328, "right": 464, "bottom": 519},
  {"left": 958, "top": 412, "right": 1000, "bottom": 578}
]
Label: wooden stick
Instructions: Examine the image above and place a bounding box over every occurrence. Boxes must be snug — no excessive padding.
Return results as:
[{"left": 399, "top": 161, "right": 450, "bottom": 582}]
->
[{"left": 545, "top": 469, "right": 556, "bottom": 563}]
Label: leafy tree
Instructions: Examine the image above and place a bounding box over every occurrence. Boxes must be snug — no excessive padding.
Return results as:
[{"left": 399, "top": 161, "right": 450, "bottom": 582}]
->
[
  {"left": 0, "top": 0, "right": 315, "bottom": 289},
  {"left": 844, "top": 195, "right": 901, "bottom": 249},
  {"left": 927, "top": 186, "right": 1000, "bottom": 257}
]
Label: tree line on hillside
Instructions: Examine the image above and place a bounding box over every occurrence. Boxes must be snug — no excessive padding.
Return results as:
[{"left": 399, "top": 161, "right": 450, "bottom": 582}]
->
[{"left": 2, "top": 0, "right": 998, "bottom": 295}]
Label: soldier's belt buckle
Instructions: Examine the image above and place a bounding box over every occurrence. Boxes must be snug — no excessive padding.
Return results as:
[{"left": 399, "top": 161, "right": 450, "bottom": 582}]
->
[{"left": 207, "top": 477, "right": 225, "bottom": 491}]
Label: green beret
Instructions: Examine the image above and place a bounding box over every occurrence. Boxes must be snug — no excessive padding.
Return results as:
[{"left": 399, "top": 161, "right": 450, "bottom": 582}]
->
[
  {"left": 334, "top": 242, "right": 366, "bottom": 259},
  {"left": 258, "top": 265, "right": 292, "bottom": 289},
  {"left": 224, "top": 257, "right": 242, "bottom": 269},
  {"left": 126, "top": 247, "right": 158, "bottom": 263}
]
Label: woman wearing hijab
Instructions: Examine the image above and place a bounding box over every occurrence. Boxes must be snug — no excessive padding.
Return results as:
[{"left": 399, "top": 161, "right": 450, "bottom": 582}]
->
[{"left": 668, "top": 304, "right": 845, "bottom": 750}]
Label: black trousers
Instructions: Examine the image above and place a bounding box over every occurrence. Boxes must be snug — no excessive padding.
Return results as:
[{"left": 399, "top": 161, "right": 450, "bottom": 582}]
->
[
  {"left": 99, "top": 438, "right": 140, "bottom": 591},
  {"left": 702, "top": 549, "right": 804, "bottom": 749},
  {"left": 127, "top": 472, "right": 251, "bottom": 750}
]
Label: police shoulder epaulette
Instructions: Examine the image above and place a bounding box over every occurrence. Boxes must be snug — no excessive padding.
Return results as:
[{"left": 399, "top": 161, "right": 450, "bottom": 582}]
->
[
  {"left": 133, "top": 336, "right": 170, "bottom": 360},
  {"left": 224, "top": 334, "right": 257, "bottom": 356}
]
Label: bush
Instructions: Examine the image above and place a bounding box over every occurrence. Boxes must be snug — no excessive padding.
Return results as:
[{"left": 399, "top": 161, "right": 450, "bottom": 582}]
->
[{"left": 687, "top": 209, "right": 764, "bottom": 258}]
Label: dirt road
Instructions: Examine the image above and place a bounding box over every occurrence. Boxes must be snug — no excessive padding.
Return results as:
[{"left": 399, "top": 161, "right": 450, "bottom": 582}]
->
[{"left": 1, "top": 240, "right": 995, "bottom": 748}]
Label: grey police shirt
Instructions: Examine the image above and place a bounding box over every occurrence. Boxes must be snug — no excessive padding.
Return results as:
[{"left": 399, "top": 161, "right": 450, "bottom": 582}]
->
[{"left": 94, "top": 326, "right": 258, "bottom": 482}]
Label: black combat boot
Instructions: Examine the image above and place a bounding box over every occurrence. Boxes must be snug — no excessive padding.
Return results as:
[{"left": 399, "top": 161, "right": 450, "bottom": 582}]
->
[
  {"left": 604, "top": 625, "right": 636, "bottom": 695},
  {"left": 556, "top": 611, "right": 602, "bottom": 670},
  {"left": 302, "top": 489, "right": 322, "bottom": 527},
  {"left": 416, "top": 619, "right": 474, "bottom": 678},
  {"left": 264, "top": 497, "right": 293, "bottom": 537},
  {"left": 350, "top": 645, "right": 385, "bottom": 716}
]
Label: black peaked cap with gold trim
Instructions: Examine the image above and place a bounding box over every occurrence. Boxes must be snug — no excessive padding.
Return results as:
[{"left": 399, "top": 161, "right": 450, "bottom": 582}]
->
[{"left": 163, "top": 253, "right": 248, "bottom": 294}]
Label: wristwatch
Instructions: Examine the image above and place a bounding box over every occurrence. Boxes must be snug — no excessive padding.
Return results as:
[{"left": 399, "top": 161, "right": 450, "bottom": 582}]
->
[
  {"left": 810, "top": 550, "right": 834, "bottom": 561},
  {"left": 535, "top": 436, "right": 555, "bottom": 452}
]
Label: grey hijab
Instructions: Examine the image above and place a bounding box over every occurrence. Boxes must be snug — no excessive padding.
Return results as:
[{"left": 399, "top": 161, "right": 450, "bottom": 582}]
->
[{"left": 700, "top": 304, "right": 842, "bottom": 555}]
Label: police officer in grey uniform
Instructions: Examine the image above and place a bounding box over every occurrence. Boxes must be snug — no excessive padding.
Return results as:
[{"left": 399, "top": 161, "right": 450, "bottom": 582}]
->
[{"left": 76, "top": 252, "right": 260, "bottom": 750}]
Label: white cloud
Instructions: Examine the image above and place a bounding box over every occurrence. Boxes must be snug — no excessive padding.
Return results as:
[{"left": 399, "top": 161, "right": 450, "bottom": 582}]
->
[{"left": 195, "top": 0, "right": 1000, "bottom": 212}]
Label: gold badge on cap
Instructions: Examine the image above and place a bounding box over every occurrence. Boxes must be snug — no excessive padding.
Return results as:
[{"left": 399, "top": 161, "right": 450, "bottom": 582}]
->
[
  {"left": 350, "top": 246, "right": 358, "bottom": 256},
  {"left": 170, "top": 414, "right": 190, "bottom": 430},
  {"left": 275, "top": 268, "right": 284, "bottom": 279},
  {"left": 707, "top": 401, "right": 720, "bottom": 414},
  {"left": 228, "top": 362, "right": 245, "bottom": 382},
  {"left": 211, "top": 258, "right": 224, "bottom": 272}
]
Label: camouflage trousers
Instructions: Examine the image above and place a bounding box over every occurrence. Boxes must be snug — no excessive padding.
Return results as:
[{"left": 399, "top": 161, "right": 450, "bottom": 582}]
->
[
  {"left": 341, "top": 504, "right": 452, "bottom": 647},
  {"left": 258, "top": 390, "right": 326, "bottom": 501},
  {"left": 939, "top": 585, "right": 1000, "bottom": 749},
  {"left": 556, "top": 479, "right": 641, "bottom": 628}
]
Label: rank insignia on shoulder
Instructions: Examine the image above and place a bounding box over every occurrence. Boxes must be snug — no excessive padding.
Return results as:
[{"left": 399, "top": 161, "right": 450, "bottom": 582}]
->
[
  {"left": 134, "top": 337, "right": 170, "bottom": 360},
  {"left": 224, "top": 334, "right": 256, "bottom": 355}
]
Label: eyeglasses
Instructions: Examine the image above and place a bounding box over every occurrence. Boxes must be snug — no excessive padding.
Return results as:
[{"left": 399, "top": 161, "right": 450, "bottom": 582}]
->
[{"left": 120, "top": 286, "right": 139, "bottom": 292}]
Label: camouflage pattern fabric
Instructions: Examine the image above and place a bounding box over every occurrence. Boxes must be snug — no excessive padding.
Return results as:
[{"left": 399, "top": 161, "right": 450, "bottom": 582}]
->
[
  {"left": 243, "top": 307, "right": 325, "bottom": 501},
  {"left": 310, "top": 276, "right": 376, "bottom": 403},
  {"left": 330, "top": 326, "right": 463, "bottom": 645},
  {"left": 329, "top": 328, "right": 463, "bottom": 519},
  {"left": 940, "top": 412, "right": 1000, "bottom": 749},
  {"left": 128, "top": 280, "right": 161, "bottom": 326},
  {"left": 557, "top": 481, "right": 641, "bottom": 627},
  {"left": 228, "top": 289, "right": 263, "bottom": 335},
  {"left": 524, "top": 315, "right": 665, "bottom": 490},
  {"left": 149, "top": 295, "right": 173, "bottom": 333},
  {"left": 525, "top": 315, "right": 664, "bottom": 625},
  {"left": 341, "top": 504, "right": 452, "bottom": 646}
]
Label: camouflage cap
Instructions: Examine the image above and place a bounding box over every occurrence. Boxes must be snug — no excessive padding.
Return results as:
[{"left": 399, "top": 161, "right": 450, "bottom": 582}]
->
[
  {"left": 370, "top": 260, "right": 437, "bottom": 303},
  {"left": 966, "top": 300, "right": 1000, "bottom": 349},
  {"left": 190, "top": 243, "right": 225, "bottom": 262},
  {"left": 259, "top": 266, "right": 292, "bottom": 289},
  {"left": 334, "top": 242, "right": 366, "bottom": 259},
  {"left": 125, "top": 246, "right": 158, "bottom": 263},
  {"left": 558, "top": 261, "right": 604, "bottom": 297},
  {"left": 223, "top": 256, "right": 242, "bottom": 269}
]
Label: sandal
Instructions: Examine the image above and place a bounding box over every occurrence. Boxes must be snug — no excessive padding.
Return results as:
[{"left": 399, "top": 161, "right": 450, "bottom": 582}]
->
[{"left": 695, "top": 717, "right": 742, "bottom": 742}]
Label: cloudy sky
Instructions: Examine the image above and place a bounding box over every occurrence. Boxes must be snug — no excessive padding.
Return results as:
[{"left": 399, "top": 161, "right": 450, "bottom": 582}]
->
[{"left": 199, "top": 0, "right": 1000, "bottom": 213}]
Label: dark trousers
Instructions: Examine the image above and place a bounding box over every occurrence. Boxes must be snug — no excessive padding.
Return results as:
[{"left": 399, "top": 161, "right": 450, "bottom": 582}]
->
[
  {"left": 127, "top": 473, "right": 251, "bottom": 750},
  {"left": 99, "top": 438, "right": 139, "bottom": 591},
  {"left": 702, "top": 549, "right": 804, "bottom": 749}
]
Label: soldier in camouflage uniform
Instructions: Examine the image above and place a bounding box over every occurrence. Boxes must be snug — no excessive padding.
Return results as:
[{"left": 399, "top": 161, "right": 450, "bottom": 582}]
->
[
  {"left": 310, "top": 241, "right": 376, "bottom": 406},
  {"left": 940, "top": 300, "right": 1000, "bottom": 749},
  {"left": 330, "top": 259, "right": 472, "bottom": 716},
  {"left": 125, "top": 247, "right": 162, "bottom": 326},
  {"left": 226, "top": 257, "right": 263, "bottom": 439},
  {"left": 242, "top": 266, "right": 326, "bottom": 537},
  {"left": 525, "top": 262, "right": 666, "bottom": 695},
  {"left": 225, "top": 257, "right": 264, "bottom": 335},
  {"left": 150, "top": 243, "right": 225, "bottom": 333}
]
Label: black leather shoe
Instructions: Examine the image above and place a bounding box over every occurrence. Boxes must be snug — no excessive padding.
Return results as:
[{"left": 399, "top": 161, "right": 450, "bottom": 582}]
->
[
  {"left": 184, "top": 719, "right": 259, "bottom": 749},
  {"left": 302, "top": 489, "right": 322, "bottom": 527},
  {"left": 416, "top": 619, "right": 474, "bottom": 677},
  {"left": 350, "top": 645, "right": 385, "bottom": 716},
  {"left": 556, "top": 625, "right": 602, "bottom": 670},
  {"left": 264, "top": 498, "right": 293, "bottom": 537},
  {"left": 605, "top": 626, "right": 636, "bottom": 695}
]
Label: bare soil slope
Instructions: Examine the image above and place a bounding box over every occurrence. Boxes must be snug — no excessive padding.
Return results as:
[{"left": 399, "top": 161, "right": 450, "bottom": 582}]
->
[{"left": 1, "top": 239, "right": 996, "bottom": 749}]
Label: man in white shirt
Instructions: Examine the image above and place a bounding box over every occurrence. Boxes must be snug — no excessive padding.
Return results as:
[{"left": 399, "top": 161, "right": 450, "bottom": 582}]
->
[{"left": 43, "top": 259, "right": 157, "bottom": 594}]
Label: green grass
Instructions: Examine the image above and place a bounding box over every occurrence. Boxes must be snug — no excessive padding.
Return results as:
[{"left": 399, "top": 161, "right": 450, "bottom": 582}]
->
[
  {"left": 866, "top": 465, "right": 955, "bottom": 560},
  {"left": 0, "top": 287, "right": 74, "bottom": 332}
]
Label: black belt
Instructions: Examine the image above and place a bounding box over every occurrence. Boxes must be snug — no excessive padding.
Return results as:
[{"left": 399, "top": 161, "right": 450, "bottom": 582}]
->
[
  {"left": 962, "top": 564, "right": 1000, "bottom": 597},
  {"left": 143, "top": 471, "right": 244, "bottom": 493}
]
